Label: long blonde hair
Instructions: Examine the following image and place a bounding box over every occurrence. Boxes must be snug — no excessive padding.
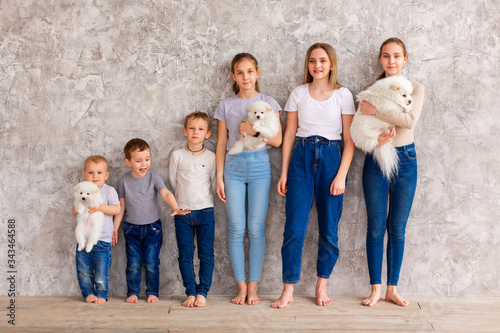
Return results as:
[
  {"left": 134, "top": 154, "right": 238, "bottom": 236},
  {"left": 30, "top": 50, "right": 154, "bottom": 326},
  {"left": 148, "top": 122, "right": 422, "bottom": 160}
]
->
[
  {"left": 303, "top": 43, "right": 343, "bottom": 89},
  {"left": 377, "top": 37, "right": 408, "bottom": 80},
  {"left": 230, "top": 53, "right": 260, "bottom": 94}
]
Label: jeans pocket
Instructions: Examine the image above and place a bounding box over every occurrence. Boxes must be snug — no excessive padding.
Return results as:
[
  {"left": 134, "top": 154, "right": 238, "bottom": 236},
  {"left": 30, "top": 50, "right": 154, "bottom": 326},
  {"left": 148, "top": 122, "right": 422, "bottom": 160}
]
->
[
  {"left": 123, "top": 222, "right": 134, "bottom": 234},
  {"left": 151, "top": 220, "right": 162, "bottom": 232},
  {"left": 96, "top": 241, "right": 111, "bottom": 249},
  {"left": 406, "top": 148, "right": 417, "bottom": 159},
  {"left": 257, "top": 153, "right": 270, "bottom": 164}
]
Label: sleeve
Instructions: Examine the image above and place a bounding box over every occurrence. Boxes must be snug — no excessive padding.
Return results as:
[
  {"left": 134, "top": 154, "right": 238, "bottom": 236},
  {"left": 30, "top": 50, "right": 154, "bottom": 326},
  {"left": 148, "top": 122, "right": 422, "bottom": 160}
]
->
[
  {"left": 117, "top": 177, "right": 125, "bottom": 199},
  {"left": 374, "top": 82, "right": 425, "bottom": 129},
  {"left": 107, "top": 186, "right": 120, "bottom": 205},
  {"left": 210, "top": 154, "right": 216, "bottom": 193},
  {"left": 169, "top": 151, "right": 178, "bottom": 192},
  {"left": 340, "top": 88, "right": 356, "bottom": 115},
  {"left": 213, "top": 100, "right": 226, "bottom": 122},
  {"left": 152, "top": 172, "right": 167, "bottom": 192},
  {"left": 265, "top": 95, "right": 282, "bottom": 112},
  {"left": 284, "top": 86, "right": 301, "bottom": 112}
]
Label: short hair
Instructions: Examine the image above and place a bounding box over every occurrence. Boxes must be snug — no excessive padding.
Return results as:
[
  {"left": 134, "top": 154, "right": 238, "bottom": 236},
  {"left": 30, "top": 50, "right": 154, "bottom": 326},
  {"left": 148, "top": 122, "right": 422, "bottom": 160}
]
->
[
  {"left": 84, "top": 155, "right": 108, "bottom": 171},
  {"left": 377, "top": 37, "right": 408, "bottom": 80},
  {"left": 303, "top": 43, "right": 343, "bottom": 90},
  {"left": 230, "top": 53, "right": 260, "bottom": 94},
  {"left": 184, "top": 111, "right": 211, "bottom": 132},
  {"left": 124, "top": 138, "right": 150, "bottom": 160}
]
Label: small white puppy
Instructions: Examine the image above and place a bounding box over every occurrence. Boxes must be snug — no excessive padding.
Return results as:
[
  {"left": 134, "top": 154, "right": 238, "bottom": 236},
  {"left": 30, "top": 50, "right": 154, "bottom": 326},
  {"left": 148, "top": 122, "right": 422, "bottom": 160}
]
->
[
  {"left": 228, "top": 101, "right": 279, "bottom": 155},
  {"left": 350, "top": 76, "right": 413, "bottom": 179},
  {"left": 74, "top": 181, "right": 104, "bottom": 253}
]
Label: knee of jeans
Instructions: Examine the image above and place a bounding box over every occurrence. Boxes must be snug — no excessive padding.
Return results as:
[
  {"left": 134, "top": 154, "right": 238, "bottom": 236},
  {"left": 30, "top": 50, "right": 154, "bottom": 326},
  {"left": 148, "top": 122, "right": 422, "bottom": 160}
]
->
[
  {"left": 228, "top": 225, "right": 245, "bottom": 240},
  {"left": 367, "top": 226, "right": 386, "bottom": 239},
  {"left": 247, "top": 225, "right": 265, "bottom": 240},
  {"left": 388, "top": 225, "right": 406, "bottom": 239},
  {"left": 143, "top": 262, "right": 159, "bottom": 273}
]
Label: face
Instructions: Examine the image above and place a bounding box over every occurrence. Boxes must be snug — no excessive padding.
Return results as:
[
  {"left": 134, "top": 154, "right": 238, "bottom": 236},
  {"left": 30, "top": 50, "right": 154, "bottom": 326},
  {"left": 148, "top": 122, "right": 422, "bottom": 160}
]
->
[
  {"left": 308, "top": 48, "right": 331, "bottom": 81},
  {"left": 231, "top": 59, "right": 260, "bottom": 93},
  {"left": 379, "top": 42, "right": 408, "bottom": 77},
  {"left": 125, "top": 149, "right": 151, "bottom": 178},
  {"left": 83, "top": 161, "right": 109, "bottom": 189},
  {"left": 184, "top": 117, "right": 211, "bottom": 145}
]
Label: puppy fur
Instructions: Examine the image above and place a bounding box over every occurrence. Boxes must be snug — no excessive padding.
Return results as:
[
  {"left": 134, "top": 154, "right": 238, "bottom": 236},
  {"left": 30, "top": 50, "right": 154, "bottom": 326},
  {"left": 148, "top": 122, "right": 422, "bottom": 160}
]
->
[
  {"left": 74, "top": 181, "right": 104, "bottom": 252},
  {"left": 350, "top": 76, "right": 413, "bottom": 179},
  {"left": 228, "top": 101, "right": 280, "bottom": 155}
]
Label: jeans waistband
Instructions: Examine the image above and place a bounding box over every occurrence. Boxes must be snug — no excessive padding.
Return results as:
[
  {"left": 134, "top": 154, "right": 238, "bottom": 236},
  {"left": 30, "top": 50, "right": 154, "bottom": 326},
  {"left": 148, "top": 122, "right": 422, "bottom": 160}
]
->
[
  {"left": 395, "top": 142, "right": 415, "bottom": 152},
  {"left": 295, "top": 136, "right": 341, "bottom": 146},
  {"left": 226, "top": 149, "right": 268, "bottom": 158}
]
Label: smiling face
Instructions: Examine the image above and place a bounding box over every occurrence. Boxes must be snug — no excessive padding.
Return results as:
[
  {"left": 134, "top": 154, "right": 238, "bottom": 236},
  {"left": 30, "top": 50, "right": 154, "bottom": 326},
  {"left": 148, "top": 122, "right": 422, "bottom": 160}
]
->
[
  {"left": 308, "top": 47, "right": 332, "bottom": 82},
  {"left": 83, "top": 161, "right": 109, "bottom": 189},
  {"left": 231, "top": 58, "right": 260, "bottom": 94},
  {"left": 379, "top": 42, "right": 408, "bottom": 77},
  {"left": 125, "top": 148, "right": 151, "bottom": 178},
  {"left": 184, "top": 117, "right": 211, "bottom": 146}
]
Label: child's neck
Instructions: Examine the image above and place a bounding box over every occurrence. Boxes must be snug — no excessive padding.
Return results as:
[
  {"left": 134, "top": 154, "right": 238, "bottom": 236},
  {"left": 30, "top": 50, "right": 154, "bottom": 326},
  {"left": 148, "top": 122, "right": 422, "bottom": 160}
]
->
[
  {"left": 236, "top": 89, "right": 258, "bottom": 99},
  {"left": 186, "top": 142, "right": 205, "bottom": 156}
]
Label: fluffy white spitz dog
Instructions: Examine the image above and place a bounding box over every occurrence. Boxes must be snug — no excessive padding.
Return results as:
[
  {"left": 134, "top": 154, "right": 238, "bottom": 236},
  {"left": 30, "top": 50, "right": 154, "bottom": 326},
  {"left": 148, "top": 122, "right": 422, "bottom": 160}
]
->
[
  {"left": 73, "top": 181, "right": 104, "bottom": 252},
  {"left": 350, "top": 76, "right": 413, "bottom": 179},
  {"left": 228, "top": 101, "right": 280, "bottom": 155}
]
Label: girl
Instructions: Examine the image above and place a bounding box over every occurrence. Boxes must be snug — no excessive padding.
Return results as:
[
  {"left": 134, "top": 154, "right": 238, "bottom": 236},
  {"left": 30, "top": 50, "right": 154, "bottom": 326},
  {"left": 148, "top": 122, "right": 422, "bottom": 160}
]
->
[
  {"left": 271, "top": 43, "right": 355, "bottom": 309},
  {"left": 360, "top": 38, "right": 425, "bottom": 307},
  {"left": 215, "top": 53, "right": 282, "bottom": 305}
]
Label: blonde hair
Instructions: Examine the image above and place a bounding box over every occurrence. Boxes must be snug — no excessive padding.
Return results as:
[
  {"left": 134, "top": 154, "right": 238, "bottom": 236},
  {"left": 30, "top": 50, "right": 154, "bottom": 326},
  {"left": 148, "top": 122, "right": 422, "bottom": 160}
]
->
[
  {"left": 84, "top": 155, "right": 108, "bottom": 171},
  {"left": 231, "top": 53, "right": 260, "bottom": 94},
  {"left": 377, "top": 37, "right": 408, "bottom": 80},
  {"left": 124, "top": 138, "right": 150, "bottom": 160},
  {"left": 184, "top": 111, "right": 211, "bottom": 132},
  {"left": 303, "top": 43, "right": 343, "bottom": 90}
]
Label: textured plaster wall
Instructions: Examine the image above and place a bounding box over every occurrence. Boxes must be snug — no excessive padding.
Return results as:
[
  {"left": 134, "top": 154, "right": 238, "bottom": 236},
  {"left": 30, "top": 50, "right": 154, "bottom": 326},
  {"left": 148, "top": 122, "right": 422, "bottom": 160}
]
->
[{"left": 1, "top": 0, "right": 499, "bottom": 297}]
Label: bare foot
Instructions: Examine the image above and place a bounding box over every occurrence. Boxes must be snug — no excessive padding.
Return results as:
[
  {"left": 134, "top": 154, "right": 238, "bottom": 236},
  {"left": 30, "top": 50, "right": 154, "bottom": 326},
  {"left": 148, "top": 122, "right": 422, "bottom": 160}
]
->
[
  {"left": 247, "top": 281, "right": 261, "bottom": 305},
  {"left": 271, "top": 284, "right": 294, "bottom": 309},
  {"left": 95, "top": 298, "right": 106, "bottom": 304},
  {"left": 315, "top": 277, "right": 332, "bottom": 306},
  {"left": 362, "top": 284, "right": 382, "bottom": 307},
  {"left": 85, "top": 295, "right": 97, "bottom": 303},
  {"left": 147, "top": 295, "right": 159, "bottom": 303},
  {"left": 194, "top": 295, "right": 206, "bottom": 307},
  {"left": 232, "top": 281, "right": 247, "bottom": 305},
  {"left": 183, "top": 295, "right": 196, "bottom": 307},
  {"left": 126, "top": 295, "right": 138, "bottom": 303},
  {"left": 385, "top": 286, "right": 409, "bottom": 307}
]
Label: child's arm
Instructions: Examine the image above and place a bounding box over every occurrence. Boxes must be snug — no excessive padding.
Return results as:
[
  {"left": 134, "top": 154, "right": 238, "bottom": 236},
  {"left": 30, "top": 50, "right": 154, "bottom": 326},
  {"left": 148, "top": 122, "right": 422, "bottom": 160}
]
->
[
  {"left": 277, "top": 111, "right": 298, "bottom": 196},
  {"left": 89, "top": 203, "right": 120, "bottom": 215},
  {"left": 112, "top": 198, "right": 126, "bottom": 246},
  {"left": 72, "top": 206, "right": 78, "bottom": 217},
  {"left": 159, "top": 188, "right": 190, "bottom": 216},
  {"left": 330, "top": 114, "right": 355, "bottom": 196},
  {"left": 216, "top": 120, "right": 228, "bottom": 203}
]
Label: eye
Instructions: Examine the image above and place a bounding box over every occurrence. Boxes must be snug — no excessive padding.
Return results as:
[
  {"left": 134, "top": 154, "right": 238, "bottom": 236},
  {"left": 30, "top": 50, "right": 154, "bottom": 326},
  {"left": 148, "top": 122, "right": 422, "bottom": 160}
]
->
[{"left": 402, "top": 94, "right": 406, "bottom": 97}]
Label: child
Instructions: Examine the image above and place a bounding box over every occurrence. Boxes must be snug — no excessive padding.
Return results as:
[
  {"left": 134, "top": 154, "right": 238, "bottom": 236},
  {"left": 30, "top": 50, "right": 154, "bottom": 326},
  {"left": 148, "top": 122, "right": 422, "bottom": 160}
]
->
[
  {"left": 271, "top": 43, "right": 355, "bottom": 309},
  {"left": 114, "top": 138, "right": 190, "bottom": 303},
  {"left": 215, "top": 53, "right": 282, "bottom": 305},
  {"left": 73, "top": 155, "right": 121, "bottom": 303},
  {"left": 169, "top": 112, "right": 216, "bottom": 307}
]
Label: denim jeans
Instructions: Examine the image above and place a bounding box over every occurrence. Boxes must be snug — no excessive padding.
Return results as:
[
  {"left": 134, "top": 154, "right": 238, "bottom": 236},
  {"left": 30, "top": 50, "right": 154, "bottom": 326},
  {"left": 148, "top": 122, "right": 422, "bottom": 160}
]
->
[
  {"left": 174, "top": 208, "right": 215, "bottom": 298},
  {"left": 362, "top": 143, "right": 417, "bottom": 286},
  {"left": 281, "top": 136, "right": 344, "bottom": 284},
  {"left": 76, "top": 240, "right": 112, "bottom": 301},
  {"left": 123, "top": 220, "right": 163, "bottom": 297},
  {"left": 224, "top": 150, "right": 271, "bottom": 282}
]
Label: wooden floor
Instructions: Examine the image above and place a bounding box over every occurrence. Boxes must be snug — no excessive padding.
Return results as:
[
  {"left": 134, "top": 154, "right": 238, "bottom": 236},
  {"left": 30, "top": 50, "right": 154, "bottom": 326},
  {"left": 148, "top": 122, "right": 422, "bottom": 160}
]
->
[{"left": 1, "top": 295, "right": 499, "bottom": 332}]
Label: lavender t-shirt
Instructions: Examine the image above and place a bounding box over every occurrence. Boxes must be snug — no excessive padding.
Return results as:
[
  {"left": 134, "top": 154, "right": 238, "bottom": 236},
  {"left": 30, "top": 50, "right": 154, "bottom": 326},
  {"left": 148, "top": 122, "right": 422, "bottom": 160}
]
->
[
  {"left": 118, "top": 171, "right": 166, "bottom": 225},
  {"left": 214, "top": 93, "right": 281, "bottom": 151}
]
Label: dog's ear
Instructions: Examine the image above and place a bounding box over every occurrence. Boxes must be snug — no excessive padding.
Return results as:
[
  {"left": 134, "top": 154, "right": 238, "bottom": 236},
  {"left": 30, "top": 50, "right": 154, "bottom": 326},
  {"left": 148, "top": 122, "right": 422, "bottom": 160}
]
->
[
  {"left": 73, "top": 184, "right": 80, "bottom": 192},
  {"left": 266, "top": 105, "right": 273, "bottom": 112},
  {"left": 390, "top": 84, "right": 401, "bottom": 91}
]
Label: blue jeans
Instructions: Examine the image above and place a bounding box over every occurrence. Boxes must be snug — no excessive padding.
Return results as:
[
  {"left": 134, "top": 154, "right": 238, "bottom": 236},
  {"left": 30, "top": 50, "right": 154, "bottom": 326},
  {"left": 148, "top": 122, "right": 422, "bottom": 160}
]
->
[
  {"left": 123, "top": 220, "right": 163, "bottom": 297},
  {"left": 76, "top": 241, "right": 112, "bottom": 301},
  {"left": 281, "top": 136, "right": 344, "bottom": 284},
  {"left": 224, "top": 150, "right": 271, "bottom": 282},
  {"left": 174, "top": 208, "right": 215, "bottom": 298},
  {"left": 362, "top": 143, "right": 417, "bottom": 286}
]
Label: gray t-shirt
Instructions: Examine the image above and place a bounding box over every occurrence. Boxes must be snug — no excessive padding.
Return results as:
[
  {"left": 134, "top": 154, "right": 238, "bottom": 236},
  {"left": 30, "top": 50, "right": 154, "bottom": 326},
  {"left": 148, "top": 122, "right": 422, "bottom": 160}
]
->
[
  {"left": 118, "top": 171, "right": 166, "bottom": 225},
  {"left": 214, "top": 93, "right": 281, "bottom": 151},
  {"left": 98, "top": 183, "right": 120, "bottom": 242}
]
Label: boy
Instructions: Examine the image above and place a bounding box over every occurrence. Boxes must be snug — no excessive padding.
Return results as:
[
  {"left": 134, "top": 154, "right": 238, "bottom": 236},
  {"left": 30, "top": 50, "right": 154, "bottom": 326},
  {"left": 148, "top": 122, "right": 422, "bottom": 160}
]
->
[
  {"left": 114, "top": 138, "right": 189, "bottom": 303},
  {"left": 73, "top": 155, "right": 121, "bottom": 303},
  {"left": 169, "top": 112, "right": 216, "bottom": 307}
]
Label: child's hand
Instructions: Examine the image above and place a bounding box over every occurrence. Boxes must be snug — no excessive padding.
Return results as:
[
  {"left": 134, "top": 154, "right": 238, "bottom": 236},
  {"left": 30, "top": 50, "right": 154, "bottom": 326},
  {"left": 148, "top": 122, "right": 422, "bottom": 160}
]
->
[
  {"left": 377, "top": 127, "right": 396, "bottom": 146},
  {"left": 88, "top": 204, "right": 102, "bottom": 214},
  {"left": 330, "top": 176, "right": 346, "bottom": 196},
  {"left": 277, "top": 174, "right": 288, "bottom": 197},
  {"left": 171, "top": 208, "right": 191, "bottom": 216},
  {"left": 360, "top": 100, "right": 377, "bottom": 115},
  {"left": 217, "top": 180, "right": 227, "bottom": 204},
  {"left": 239, "top": 120, "right": 254, "bottom": 136},
  {"left": 111, "top": 230, "right": 118, "bottom": 246}
]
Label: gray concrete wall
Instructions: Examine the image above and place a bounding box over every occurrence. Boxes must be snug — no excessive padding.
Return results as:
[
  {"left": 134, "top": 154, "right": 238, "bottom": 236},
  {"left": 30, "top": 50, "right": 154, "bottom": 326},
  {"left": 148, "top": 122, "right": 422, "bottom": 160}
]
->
[{"left": 1, "top": 0, "right": 499, "bottom": 297}]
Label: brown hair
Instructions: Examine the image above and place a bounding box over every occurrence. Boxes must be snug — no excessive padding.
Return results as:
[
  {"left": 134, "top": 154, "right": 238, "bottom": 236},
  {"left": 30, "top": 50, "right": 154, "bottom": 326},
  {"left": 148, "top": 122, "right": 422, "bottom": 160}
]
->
[
  {"left": 124, "top": 138, "right": 150, "bottom": 160},
  {"left": 231, "top": 53, "right": 260, "bottom": 94},
  {"left": 377, "top": 37, "right": 408, "bottom": 80},
  {"left": 184, "top": 111, "right": 211, "bottom": 132},
  {"left": 84, "top": 155, "right": 108, "bottom": 171},
  {"left": 303, "top": 43, "right": 343, "bottom": 90}
]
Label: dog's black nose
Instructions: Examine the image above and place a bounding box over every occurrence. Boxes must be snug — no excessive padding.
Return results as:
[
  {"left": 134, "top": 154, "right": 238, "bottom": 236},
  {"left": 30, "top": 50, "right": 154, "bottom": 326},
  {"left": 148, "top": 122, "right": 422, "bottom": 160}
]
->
[
  {"left": 408, "top": 100, "right": 412, "bottom": 104},
  {"left": 82, "top": 197, "right": 86, "bottom": 200},
  {"left": 256, "top": 116, "right": 260, "bottom": 119}
]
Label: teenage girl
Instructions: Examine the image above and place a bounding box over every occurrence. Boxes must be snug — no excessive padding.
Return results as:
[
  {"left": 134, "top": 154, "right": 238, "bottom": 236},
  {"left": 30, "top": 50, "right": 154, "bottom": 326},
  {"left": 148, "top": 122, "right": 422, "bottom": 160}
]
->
[
  {"left": 215, "top": 53, "right": 282, "bottom": 305},
  {"left": 271, "top": 43, "right": 355, "bottom": 309},
  {"left": 360, "top": 38, "right": 425, "bottom": 307}
]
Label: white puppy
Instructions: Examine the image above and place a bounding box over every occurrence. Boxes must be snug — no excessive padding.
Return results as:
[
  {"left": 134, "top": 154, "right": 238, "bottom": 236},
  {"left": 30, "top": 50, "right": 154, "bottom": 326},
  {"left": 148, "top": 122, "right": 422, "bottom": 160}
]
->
[
  {"left": 73, "top": 181, "right": 104, "bottom": 253},
  {"left": 228, "top": 101, "right": 280, "bottom": 155},
  {"left": 350, "top": 76, "right": 413, "bottom": 179}
]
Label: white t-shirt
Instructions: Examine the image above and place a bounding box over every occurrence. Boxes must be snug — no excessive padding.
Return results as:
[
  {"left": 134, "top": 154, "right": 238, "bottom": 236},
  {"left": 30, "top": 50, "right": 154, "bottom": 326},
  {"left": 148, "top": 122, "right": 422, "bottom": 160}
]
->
[
  {"left": 169, "top": 148, "right": 216, "bottom": 210},
  {"left": 284, "top": 84, "right": 355, "bottom": 140}
]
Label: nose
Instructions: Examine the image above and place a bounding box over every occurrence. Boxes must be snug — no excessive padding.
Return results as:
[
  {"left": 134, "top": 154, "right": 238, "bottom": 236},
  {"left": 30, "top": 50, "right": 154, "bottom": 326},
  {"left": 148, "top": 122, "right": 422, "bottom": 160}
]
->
[
  {"left": 256, "top": 115, "right": 260, "bottom": 119},
  {"left": 82, "top": 197, "right": 86, "bottom": 200},
  {"left": 408, "top": 100, "right": 412, "bottom": 104}
]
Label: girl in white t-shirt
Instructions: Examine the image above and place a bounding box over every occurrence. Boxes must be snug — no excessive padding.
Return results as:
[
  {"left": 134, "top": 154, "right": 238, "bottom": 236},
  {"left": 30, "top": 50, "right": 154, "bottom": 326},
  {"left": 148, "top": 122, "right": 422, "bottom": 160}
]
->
[{"left": 271, "top": 43, "right": 355, "bottom": 309}]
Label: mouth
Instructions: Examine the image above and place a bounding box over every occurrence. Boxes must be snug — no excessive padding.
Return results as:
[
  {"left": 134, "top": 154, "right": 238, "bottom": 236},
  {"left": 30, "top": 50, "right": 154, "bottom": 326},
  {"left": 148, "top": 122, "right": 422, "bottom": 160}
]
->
[{"left": 139, "top": 167, "right": 148, "bottom": 173}]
